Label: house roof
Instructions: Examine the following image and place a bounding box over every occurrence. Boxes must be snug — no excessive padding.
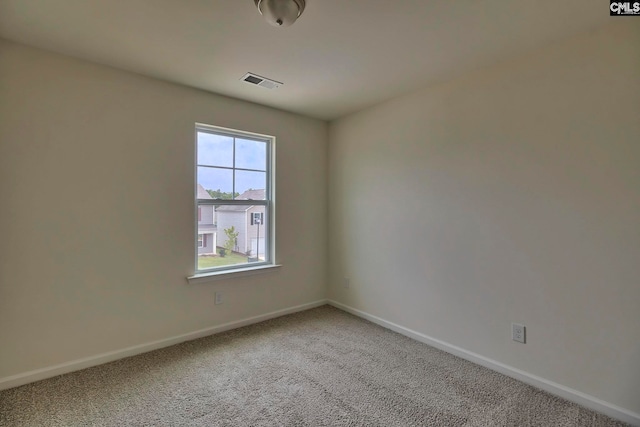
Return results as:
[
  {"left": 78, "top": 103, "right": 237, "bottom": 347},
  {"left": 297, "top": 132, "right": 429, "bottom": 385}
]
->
[
  {"left": 216, "top": 189, "right": 265, "bottom": 212},
  {"left": 197, "top": 184, "right": 212, "bottom": 200},
  {"left": 236, "top": 189, "right": 265, "bottom": 201}
]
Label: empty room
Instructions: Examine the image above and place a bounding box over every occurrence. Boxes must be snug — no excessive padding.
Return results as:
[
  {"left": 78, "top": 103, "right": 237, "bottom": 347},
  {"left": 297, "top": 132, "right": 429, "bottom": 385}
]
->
[{"left": 0, "top": 0, "right": 638, "bottom": 425}]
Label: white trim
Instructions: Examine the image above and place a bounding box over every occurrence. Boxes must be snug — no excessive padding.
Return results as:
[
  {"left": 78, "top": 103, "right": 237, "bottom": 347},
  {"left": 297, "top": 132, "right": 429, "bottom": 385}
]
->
[
  {"left": 328, "top": 300, "right": 640, "bottom": 426},
  {"left": 195, "top": 123, "right": 274, "bottom": 142},
  {"left": 187, "top": 264, "right": 282, "bottom": 284},
  {"left": 0, "top": 299, "right": 327, "bottom": 392}
]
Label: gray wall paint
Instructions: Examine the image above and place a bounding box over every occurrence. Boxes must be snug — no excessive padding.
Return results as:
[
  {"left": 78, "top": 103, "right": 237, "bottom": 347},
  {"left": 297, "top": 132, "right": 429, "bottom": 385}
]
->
[{"left": 328, "top": 21, "right": 640, "bottom": 414}]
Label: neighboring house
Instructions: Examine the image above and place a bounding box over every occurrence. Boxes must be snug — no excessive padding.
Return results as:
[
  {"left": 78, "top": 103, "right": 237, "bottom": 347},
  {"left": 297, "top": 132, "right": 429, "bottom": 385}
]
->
[
  {"left": 197, "top": 184, "right": 217, "bottom": 255},
  {"left": 217, "top": 189, "right": 266, "bottom": 259}
]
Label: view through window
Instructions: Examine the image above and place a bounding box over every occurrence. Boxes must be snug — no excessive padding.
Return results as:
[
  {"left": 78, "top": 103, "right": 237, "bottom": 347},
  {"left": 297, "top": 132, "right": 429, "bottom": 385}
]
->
[{"left": 195, "top": 124, "right": 273, "bottom": 272}]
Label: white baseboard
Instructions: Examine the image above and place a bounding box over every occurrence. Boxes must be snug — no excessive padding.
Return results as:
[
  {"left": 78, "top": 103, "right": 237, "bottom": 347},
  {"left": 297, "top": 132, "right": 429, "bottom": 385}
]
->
[
  {"left": 328, "top": 300, "right": 640, "bottom": 426},
  {"left": 0, "top": 299, "right": 328, "bottom": 392}
]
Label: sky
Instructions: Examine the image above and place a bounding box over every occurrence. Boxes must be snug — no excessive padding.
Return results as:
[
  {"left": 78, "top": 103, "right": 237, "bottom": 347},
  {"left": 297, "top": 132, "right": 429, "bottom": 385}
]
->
[{"left": 197, "top": 132, "right": 267, "bottom": 196}]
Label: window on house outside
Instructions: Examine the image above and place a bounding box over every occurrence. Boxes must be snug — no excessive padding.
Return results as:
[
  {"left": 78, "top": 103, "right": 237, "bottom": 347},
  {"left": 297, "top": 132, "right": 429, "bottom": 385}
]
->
[{"left": 195, "top": 123, "right": 273, "bottom": 273}]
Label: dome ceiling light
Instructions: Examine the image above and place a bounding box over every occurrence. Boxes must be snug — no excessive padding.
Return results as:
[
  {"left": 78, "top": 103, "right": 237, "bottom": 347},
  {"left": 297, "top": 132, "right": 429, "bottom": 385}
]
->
[{"left": 254, "top": 0, "right": 306, "bottom": 27}]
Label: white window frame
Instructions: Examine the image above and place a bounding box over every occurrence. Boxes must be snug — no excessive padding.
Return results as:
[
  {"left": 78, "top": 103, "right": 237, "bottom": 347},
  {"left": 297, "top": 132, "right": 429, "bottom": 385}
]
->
[
  {"left": 197, "top": 234, "right": 204, "bottom": 248},
  {"left": 191, "top": 123, "right": 276, "bottom": 279}
]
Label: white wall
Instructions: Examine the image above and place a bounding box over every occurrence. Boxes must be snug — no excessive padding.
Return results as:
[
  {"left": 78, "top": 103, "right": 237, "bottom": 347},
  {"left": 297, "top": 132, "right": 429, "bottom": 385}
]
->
[
  {"left": 328, "top": 21, "right": 640, "bottom": 415},
  {"left": 0, "top": 40, "right": 327, "bottom": 379}
]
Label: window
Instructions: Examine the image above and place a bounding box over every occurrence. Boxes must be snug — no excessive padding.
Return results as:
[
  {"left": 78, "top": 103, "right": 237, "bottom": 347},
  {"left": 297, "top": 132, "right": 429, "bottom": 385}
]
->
[
  {"left": 251, "top": 212, "right": 263, "bottom": 225},
  {"left": 195, "top": 124, "right": 273, "bottom": 274}
]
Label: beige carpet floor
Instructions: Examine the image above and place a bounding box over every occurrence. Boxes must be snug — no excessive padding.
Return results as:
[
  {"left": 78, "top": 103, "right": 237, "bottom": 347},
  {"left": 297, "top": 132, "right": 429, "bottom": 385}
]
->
[{"left": 0, "top": 305, "right": 629, "bottom": 426}]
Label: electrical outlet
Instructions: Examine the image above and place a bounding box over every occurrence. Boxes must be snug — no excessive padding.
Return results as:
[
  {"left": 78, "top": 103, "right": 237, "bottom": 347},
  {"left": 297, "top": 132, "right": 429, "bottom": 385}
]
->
[
  {"left": 214, "top": 292, "right": 223, "bottom": 305},
  {"left": 343, "top": 277, "right": 350, "bottom": 289},
  {"left": 512, "top": 323, "right": 525, "bottom": 343}
]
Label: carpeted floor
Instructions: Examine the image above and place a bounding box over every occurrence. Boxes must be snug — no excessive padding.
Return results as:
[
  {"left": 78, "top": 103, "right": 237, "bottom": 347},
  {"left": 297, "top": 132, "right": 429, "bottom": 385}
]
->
[{"left": 0, "top": 305, "right": 629, "bottom": 426}]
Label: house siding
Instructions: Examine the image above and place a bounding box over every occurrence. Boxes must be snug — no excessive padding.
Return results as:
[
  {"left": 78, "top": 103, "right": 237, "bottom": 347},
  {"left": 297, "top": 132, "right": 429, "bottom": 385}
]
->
[
  {"left": 246, "top": 206, "right": 267, "bottom": 259},
  {"left": 197, "top": 205, "right": 216, "bottom": 254},
  {"left": 198, "top": 205, "right": 214, "bottom": 226},
  {"left": 197, "top": 233, "right": 215, "bottom": 255},
  {"left": 216, "top": 210, "right": 247, "bottom": 254}
]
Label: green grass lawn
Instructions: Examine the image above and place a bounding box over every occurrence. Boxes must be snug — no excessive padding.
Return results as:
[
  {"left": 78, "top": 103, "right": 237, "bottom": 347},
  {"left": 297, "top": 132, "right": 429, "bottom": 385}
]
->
[{"left": 197, "top": 251, "right": 248, "bottom": 269}]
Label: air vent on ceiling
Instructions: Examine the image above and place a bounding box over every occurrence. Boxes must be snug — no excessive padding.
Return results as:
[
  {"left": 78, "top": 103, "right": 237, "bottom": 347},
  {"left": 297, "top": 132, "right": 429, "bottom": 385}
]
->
[{"left": 241, "top": 73, "right": 282, "bottom": 89}]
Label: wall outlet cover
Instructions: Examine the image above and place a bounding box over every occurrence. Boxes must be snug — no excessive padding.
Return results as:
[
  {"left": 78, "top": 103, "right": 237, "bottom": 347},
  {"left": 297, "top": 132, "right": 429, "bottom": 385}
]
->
[{"left": 512, "top": 323, "right": 526, "bottom": 343}]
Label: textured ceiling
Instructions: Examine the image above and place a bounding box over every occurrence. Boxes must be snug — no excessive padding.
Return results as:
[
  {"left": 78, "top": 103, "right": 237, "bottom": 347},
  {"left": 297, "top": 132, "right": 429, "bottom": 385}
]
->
[{"left": 0, "top": 0, "right": 611, "bottom": 120}]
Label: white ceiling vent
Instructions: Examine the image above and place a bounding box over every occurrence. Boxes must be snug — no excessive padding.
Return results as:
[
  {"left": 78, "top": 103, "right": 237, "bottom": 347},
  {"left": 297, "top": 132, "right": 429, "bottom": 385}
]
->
[{"left": 241, "top": 73, "right": 282, "bottom": 89}]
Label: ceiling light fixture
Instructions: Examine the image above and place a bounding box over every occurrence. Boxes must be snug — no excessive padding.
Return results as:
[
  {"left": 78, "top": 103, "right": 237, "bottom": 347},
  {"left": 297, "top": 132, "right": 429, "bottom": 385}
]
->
[{"left": 254, "top": 0, "right": 306, "bottom": 27}]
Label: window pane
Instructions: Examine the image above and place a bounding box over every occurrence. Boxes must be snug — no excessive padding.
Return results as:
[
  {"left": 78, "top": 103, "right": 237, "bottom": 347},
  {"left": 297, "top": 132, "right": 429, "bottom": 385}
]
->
[
  {"left": 235, "top": 138, "right": 267, "bottom": 171},
  {"left": 235, "top": 170, "right": 266, "bottom": 199},
  {"left": 197, "top": 167, "right": 234, "bottom": 199},
  {"left": 197, "top": 204, "right": 269, "bottom": 270},
  {"left": 197, "top": 132, "right": 233, "bottom": 167}
]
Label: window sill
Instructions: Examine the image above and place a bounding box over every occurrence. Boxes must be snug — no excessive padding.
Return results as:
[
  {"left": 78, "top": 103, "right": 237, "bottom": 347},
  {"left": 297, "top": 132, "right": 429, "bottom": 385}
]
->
[{"left": 187, "top": 264, "right": 282, "bottom": 284}]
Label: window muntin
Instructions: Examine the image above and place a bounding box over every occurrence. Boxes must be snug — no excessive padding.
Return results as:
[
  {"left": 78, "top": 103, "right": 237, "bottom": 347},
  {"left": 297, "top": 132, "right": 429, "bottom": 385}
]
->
[{"left": 195, "top": 124, "right": 273, "bottom": 273}]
